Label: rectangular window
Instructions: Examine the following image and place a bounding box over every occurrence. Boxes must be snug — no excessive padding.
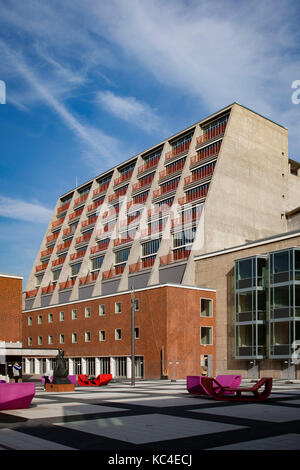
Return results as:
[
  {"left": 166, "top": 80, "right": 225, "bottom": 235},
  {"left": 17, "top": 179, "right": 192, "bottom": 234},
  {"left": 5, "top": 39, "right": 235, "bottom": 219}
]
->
[
  {"left": 85, "top": 331, "right": 91, "bottom": 342},
  {"left": 72, "top": 309, "right": 77, "bottom": 320},
  {"left": 115, "top": 302, "right": 122, "bottom": 314},
  {"left": 28, "top": 316, "right": 32, "bottom": 326},
  {"left": 115, "top": 329, "right": 122, "bottom": 340},
  {"left": 142, "top": 238, "right": 161, "bottom": 257},
  {"left": 60, "top": 334, "right": 64, "bottom": 344},
  {"left": 71, "top": 262, "right": 82, "bottom": 277},
  {"left": 72, "top": 333, "right": 77, "bottom": 343},
  {"left": 134, "top": 299, "right": 139, "bottom": 311},
  {"left": 99, "top": 304, "right": 105, "bottom": 316},
  {"left": 85, "top": 307, "right": 91, "bottom": 318},
  {"left": 35, "top": 275, "right": 43, "bottom": 287},
  {"left": 200, "top": 327, "right": 213, "bottom": 345},
  {"left": 135, "top": 327, "right": 140, "bottom": 339},
  {"left": 60, "top": 311, "right": 64, "bottom": 322},
  {"left": 38, "top": 336, "right": 43, "bottom": 345},
  {"left": 48, "top": 313, "right": 53, "bottom": 323},
  {"left": 48, "top": 335, "right": 53, "bottom": 345},
  {"left": 73, "top": 358, "right": 81, "bottom": 375},
  {"left": 99, "top": 330, "right": 106, "bottom": 341},
  {"left": 115, "top": 248, "right": 130, "bottom": 265},
  {"left": 52, "top": 269, "right": 61, "bottom": 282},
  {"left": 28, "top": 337, "right": 32, "bottom": 346},
  {"left": 200, "top": 298, "right": 213, "bottom": 317},
  {"left": 38, "top": 315, "right": 42, "bottom": 324},
  {"left": 91, "top": 256, "right": 104, "bottom": 271}
]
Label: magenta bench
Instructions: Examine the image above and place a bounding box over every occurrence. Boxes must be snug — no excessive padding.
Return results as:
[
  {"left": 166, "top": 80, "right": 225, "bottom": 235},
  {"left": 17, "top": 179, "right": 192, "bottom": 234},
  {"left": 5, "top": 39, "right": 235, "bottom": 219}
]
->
[
  {"left": 0, "top": 383, "right": 35, "bottom": 410},
  {"left": 187, "top": 375, "right": 242, "bottom": 396}
]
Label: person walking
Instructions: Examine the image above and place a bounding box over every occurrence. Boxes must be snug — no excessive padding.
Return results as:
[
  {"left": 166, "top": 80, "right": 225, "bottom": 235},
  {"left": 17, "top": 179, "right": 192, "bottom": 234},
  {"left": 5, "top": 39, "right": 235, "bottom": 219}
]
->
[
  {"left": 12, "top": 362, "right": 21, "bottom": 383},
  {"left": 43, "top": 369, "right": 53, "bottom": 390}
]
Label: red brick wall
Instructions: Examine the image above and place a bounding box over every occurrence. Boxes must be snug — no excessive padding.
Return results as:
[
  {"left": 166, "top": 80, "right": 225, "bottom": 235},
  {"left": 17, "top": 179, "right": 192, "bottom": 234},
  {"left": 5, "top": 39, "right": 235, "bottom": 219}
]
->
[{"left": 0, "top": 276, "right": 23, "bottom": 342}]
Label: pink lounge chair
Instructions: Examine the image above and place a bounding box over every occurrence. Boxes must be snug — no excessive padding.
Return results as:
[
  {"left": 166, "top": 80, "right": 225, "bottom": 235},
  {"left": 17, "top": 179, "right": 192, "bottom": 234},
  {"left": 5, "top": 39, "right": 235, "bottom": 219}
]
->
[
  {"left": 201, "top": 377, "right": 273, "bottom": 402},
  {"left": 187, "top": 374, "right": 242, "bottom": 396},
  {"left": 0, "top": 383, "right": 35, "bottom": 410}
]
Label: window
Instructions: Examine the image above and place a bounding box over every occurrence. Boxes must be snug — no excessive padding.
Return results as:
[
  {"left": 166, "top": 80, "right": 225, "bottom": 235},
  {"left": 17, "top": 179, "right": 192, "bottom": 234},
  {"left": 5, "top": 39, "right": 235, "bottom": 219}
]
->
[
  {"left": 28, "top": 316, "right": 32, "bottom": 326},
  {"left": 35, "top": 275, "right": 43, "bottom": 287},
  {"left": 48, "top": 335, "right": 53, "bottom": 345},
  {"left": 60, "top": 311, "right": 64, "bottom": 322},
  {"left": 134, "top": 299, "right": 139, "bottom": 311},
  {"left": 60, "top": 334, "right": 64, "bottom": 344},
  {"left": 115, "top": 302, "right": 122, "bottom": 314},
  {"left": 200, "top": 327, "right": 213, "bottom": 345},
  {"left": 48, "top": 313, "right": 53, "bottom": 323},
  {"left": 85, "top": 331, "right": 91, "bottom": 342},
  {"left": 91, "top": 256, "right": 104, "bottom": 271},
  {"left": 200, "top": 298, "right": 213, "bottom": 317},
  {"left": 71, "top": 262, "right": 81, "bottom": 277},
  {"left": 135, "top": 327, "right": 140, "bottom": 339},
  {"left": 115, "top": 329, "right": 122, "bottom": 340},
  {"left": 99, "top": 330, "right": 106, "bottom": 342},
  {"left": 85, "top": 307, "right": 91, "bottom": 318},
  {"left": 72, "top": 333, "right": 77, "bottom": 343},
  {"left": 73, "top": 358, "right": 82, "bottom": 374},
  {"left": 28, "top": 337, "right": 32, "bottom": 346},
  {"left": 115, "top": 248, "right": 130, "bottom": 265},
  {"left": 142, "top": 238, "right": 161, "bottom": 257},
  {"left": 72, "top": 309, "right": 77, "bottom": 320},
  {"left": 38, "top": 336, "right": 43, "bottom": 345},
  {"left": 38, "top": 315, "right": 42, "bottom": 324},
  {"left": 52, "top": 269, "right": 61, "bottom": 282},
  {"left": 99, "top": 304, "right": 105, "bottom": 316}
]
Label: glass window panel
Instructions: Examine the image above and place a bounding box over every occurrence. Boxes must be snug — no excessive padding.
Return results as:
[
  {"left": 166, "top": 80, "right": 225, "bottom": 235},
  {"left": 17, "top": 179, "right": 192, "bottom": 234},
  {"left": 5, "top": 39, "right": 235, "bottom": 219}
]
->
[
  {"left": 238, "top": 259, "right": 253, "bottom": 280},
  {"left": 273, "top": 251, "right": 289, "bottom": 274}
]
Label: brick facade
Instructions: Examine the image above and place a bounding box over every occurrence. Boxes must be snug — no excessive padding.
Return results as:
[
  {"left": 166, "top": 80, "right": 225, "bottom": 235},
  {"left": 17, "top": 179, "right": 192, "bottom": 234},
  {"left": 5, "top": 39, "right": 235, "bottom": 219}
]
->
[{"left": 0, "top": 274, "right": 23, "bottom": 342}]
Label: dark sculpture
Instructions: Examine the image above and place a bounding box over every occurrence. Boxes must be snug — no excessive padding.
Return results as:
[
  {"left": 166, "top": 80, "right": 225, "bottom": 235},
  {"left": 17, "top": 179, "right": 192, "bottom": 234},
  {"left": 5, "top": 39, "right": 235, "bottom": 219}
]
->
[{"left": 52, "top": 349, "right": 71, "bottom": 384}]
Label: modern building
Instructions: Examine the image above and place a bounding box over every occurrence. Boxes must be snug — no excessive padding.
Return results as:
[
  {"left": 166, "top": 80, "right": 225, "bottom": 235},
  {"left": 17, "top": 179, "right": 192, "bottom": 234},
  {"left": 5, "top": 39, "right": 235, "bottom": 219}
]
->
[{"left": 20, "top": 102, "right": 300, "bottom": 379}]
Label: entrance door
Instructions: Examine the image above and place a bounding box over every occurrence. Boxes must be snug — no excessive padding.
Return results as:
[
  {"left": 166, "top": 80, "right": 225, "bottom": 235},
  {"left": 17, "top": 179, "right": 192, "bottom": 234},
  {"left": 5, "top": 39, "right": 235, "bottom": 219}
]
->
[{"left": 247, "top": 361, "right": 260, "bottom": 379}]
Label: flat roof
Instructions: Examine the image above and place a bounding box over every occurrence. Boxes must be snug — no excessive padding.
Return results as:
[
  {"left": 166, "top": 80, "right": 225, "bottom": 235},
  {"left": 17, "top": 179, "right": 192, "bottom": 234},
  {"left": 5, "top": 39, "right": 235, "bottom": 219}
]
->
[{"left": 0, "top": 273, "right": 23, "bottom": 280}]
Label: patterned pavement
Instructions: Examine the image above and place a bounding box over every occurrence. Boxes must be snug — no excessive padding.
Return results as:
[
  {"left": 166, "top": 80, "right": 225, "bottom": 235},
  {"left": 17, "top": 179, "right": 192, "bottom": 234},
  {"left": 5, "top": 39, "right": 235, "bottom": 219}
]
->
[{"left": 1, "top": 379, "right": 300, "bottom": 461}]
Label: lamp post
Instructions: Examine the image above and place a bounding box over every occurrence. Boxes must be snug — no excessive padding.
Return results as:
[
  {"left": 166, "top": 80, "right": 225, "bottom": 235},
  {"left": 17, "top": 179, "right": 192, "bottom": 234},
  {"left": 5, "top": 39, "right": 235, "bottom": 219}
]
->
[{"left": 130, "top": 287, "right": 135, "bottom": 387}]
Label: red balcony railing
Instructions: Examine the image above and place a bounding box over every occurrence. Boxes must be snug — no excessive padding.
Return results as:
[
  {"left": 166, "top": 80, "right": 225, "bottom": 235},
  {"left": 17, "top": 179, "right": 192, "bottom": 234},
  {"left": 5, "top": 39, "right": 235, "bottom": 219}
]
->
[
  {"left": 51, "top": 217, "right": 64, "bottom": 228},
  {"left": 59, "top": 278, "right": 76, "bottom": 290},
  {"left": 160, "top": 248, "right": 191, "bottom": 266},
  {"left": 129, "top": 256, "right": 156, "bottom": 273},
  {"left": 36, "top": 262, "right": 48, "bottom": 273},
  {"left": 171, "top": 209, "right": 202, "bottom": 229},
  {"left": 114, "top": 170, "right": 133, "bottom": 187},
  {"left": 178, "top": 185, "right": 209, "bottom": 205},
  {"left": 90, "top": 241, "right": 110, "bottom": 254},
  {"left": 57, "top": 202, "right": 70, "bottom": 215},
  {"left": 75, "top": 233, "right": 92, "bottom": 245},
  {"left": 74, "top": 193, "right": 88, "bottom": 206},
  {"left": 63, "top": 227, "right": 73, "bottom": 237},
  {"left": 93, "top": 181, "right": 110, "bottom": 198},
  {"left": 102, "top": 206, "right": 120, "bottom": 220},
  {"left": 51, "top": 257, "right": 66, "bottom": 267},
  {"left": 69, "top": 208, "right": 83, "bottom": 221},
  {"left": 190, "top": 140, "right": 222, "bottom": 166},
  {"left": 159, "top": 160, "right": 186, "bottom": 180},
  {"left": 165, "top": 141, "right": 191, "bottom": 161},
  {"left": 46, "top": 233, "right": 59, "bottom": 243},
  {"left": 196, "top": 121, "right": 227, "bottom": 146},
  {"left": 70, "top": 250, "right": 86, "bottom": 261},
  {"left": 153, "top": 179, "right": 179, "bottom": 199},
  {"left": 79, "top": 271, "right": 99, "bottom": 286},
  {"left": 41, "top": 284, "right": 56, "bottom": 295},
  {"left": 81, "top": 215, "right": 98, "bottom": 228},
  {"left": 41, "top": 247, "right": 53, "bottom": 258},
  {"left": 87, "top": 199, "right": 104, "bottom": 213},
  {"left": 184, "top": 164, "right": 215, "bottom": 186},
  {"left": 138, "top": 156, "right": 160, "bottom": 175},
  {"left": 102, "top": 265, "right": 125, "bottom": 280},
  {"left": 57, "top": 240, "right": 72, "bottom": 252},
  {"left": 132, "top": 174, "right": 155, "bottom": 192},
  {"left": 25, "top": 288, "right": 39, "bottom": 298},
  {"left": 113, "top": 234, "right": 135, "bottom": 247}
]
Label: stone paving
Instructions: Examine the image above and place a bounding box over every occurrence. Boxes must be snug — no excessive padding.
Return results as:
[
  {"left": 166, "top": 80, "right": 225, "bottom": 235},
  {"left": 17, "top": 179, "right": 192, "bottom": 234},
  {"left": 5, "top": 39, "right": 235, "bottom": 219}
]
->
[{"left": 0, "top": 378, "right": 300, "bottom": 459}]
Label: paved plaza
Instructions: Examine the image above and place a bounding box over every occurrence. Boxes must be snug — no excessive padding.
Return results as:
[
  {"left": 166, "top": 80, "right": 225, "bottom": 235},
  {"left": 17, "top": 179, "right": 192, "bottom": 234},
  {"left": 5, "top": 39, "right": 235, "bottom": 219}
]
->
[{"left": 0, "top": 378, "right": 300, "bottom": 456}]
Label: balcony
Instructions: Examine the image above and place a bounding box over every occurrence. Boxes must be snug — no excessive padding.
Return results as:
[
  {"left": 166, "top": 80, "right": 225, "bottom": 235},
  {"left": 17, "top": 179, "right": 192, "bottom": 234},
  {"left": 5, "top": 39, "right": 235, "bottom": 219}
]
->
[
  {"left": 137, "top": 156, "right": 160, "bottom": 175},
  {"left": 81, "top": 215, "right": 98, "bottom": 229},
  {"left": 36, "top": 262, "right": 48, "bottom": 273},
  {"left": 62, "top": 227, "right": 73, "bottom": 238},
  {"left": 184, "top": 164, "right": 215, "bottom": 187},
  {"left": 190, "top": 140, "right": 222, "bottom": 166},
  {"left": 102, "top": 206, "right": 120, "bottom": 220},
  {"left": 165, "top": 141, "right": 191, "bottom": 161},
  {"left": 178, "top": 185, "right": 209, "bottom": 205},
  {"left": 51, "top": 217, "right": 65, "bottom": 229},
  {"left": 25, "top": 288, "right": 39, "bottom": 298},
  {"left": 75, "top": 233, "right": 92, "bottom": 245},
  {"left": 70, "top": 249, "right": 86, "bottom": 261},
  {"left": 171, "top": 210, "right": 202, "bottom": 229},
  {"left": 57, "top": 202, "right": 70, "bottom": 215},
  {"left": 129, "top": 256, "right": 156, "bottom": 273},
  {"left": 90, "top": 241, "right": 110, "bottom": 254},
  {"left": 74, "top": 193, "right": 89, "bottom": 208},
  {"left": 51, "top": 256, "right": 66, "bottom": 267},
  {"left": 152, "top": 180, "right": 179, "bottom": 199},
  {"left": 113, "top": 235, "right": 135, "bottom": 247},
  {"left": 147, "top": 202, "right": 172, "bottom": 219},
  {"left": 114, "top": 170, "right": 133, "bottom": 187},
  {"left": 87, "top": 199, "right": 104, "bottom": 214},
  {"left": 46, "top": 232, "right": 59, "bottom": 244},
  {"left": 41, "top": 284, "right": 56, "bottom": 295},
  {"left": 79, "top": 271, "right": 99, "bottom": 286},
  {"left": 93, "top": 181, "right": 110, "bottom": 198},
  {"left": 196, "top": 121, "right": 227, "bottom": 146},
  {"left": 160, "top": 248, "right": 191, "bottom": 266},
  {"left": 40, "top": 247, "right": 53, "bottom": 258},
  {"left": 102, "top": 265, "right": 125, "bottom": 280},
  {"left": 59, "top": 278, "right": 76, "bottom": 290},
  {"left": 69, "top": 208, "right": 83, "bottom": 221},
  {"left": 141, "top": 221, "right": 167, "bottom": 238},
  {"left": 132, "top": 174, "right": 155, "bottom": 193},
  {"left": 57, "top": 240, "right": 72, "bottom": 253},
  {"left": 159, "top": 160, "right": 186, "bottom": 181}
]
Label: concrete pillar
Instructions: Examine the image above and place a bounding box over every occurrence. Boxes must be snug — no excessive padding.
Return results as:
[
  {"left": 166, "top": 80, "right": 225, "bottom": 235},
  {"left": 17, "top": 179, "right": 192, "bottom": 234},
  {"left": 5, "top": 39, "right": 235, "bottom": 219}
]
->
[
  {"left": 110, "top": 357, "right": 116, "bottom": 378},
  {"left": 24, "top": 358, "right": 30, "bottom": 374},
  {"left": 95, "top": 357, "right": 101, "bottom": 376},
  {"left": 127, "top": 357, "right": 132, "bottom": 378},
  {"left": 68, "top": 358, "right": 74, "bottom": 375},
  {"left": 81, "top": 358, "right": 87, "bottom": 375},
  {"left": 34, "top": 358, "right": 40, "bottom": 375}
]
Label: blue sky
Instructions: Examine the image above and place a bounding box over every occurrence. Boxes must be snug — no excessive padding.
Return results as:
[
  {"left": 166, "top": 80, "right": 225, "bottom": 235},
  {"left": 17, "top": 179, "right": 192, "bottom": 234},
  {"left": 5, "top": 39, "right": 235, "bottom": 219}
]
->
[{"left": 1, "top": 0, "right": 300, "bottom": 288}]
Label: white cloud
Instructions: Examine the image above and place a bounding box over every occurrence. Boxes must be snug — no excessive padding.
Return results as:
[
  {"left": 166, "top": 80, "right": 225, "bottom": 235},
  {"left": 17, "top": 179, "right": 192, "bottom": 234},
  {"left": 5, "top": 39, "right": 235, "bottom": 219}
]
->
[
  {"left": 0, "top": 196, "right": 52, "bottom": 224},
  {"left": 97, "top": 91, "right": 164, "bottom": 134}
]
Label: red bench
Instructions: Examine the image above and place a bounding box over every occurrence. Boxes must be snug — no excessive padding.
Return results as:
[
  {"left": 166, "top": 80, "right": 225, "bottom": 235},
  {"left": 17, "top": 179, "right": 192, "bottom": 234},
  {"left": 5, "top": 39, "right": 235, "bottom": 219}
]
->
[
  {"left": 201, "top": 377, "right": 273, "bottom": 402},
  {"left": 78, "top": 374, "right": 112, "bottom": 387}
]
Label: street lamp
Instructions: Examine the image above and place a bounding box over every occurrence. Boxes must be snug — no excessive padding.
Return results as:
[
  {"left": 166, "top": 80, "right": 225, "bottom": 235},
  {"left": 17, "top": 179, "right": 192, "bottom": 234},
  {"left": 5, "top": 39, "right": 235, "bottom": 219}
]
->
[{"left": 130, "top": 287, "right": 135, "bottom": 386}]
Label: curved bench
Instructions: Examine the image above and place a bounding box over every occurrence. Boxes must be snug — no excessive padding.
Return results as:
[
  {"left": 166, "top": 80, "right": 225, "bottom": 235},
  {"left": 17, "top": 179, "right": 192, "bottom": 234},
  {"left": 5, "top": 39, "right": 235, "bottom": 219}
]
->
[
  {"left": 0, "top": 383, "right": 35, "bottom": 410},
  {"left": 187, "top": 374, "right": 241, "bottom": 396},
  {"left": 78, "top": 374, "right": 112, "bottom": 386}
]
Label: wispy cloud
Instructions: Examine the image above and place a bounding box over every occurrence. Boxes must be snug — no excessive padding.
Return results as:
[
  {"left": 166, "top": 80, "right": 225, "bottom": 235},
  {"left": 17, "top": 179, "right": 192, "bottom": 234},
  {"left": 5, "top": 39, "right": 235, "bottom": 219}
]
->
[
  {"left": 0, "top": 195, "right": 52, "bottom": 224},
  {"left": 97, "top": 90, "right": 164, "bottom": 134}
]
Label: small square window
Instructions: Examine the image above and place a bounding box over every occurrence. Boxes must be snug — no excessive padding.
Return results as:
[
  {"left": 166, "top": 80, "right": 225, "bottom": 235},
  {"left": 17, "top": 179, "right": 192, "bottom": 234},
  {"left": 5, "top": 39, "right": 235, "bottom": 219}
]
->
[
  {"left": 72, "top": 333, "right": 77, "bottom": 343},
  {"left": 60, "top": 311, "right": 64, "bottom": 322},
  {"left": 48, "top": 313, "right": 53, "bottom": 323},
  {"left": 134, "top": 327, "right": 139, "bottom": 339},
  {"left": 85, "top": 331, "right": 91, "bottom": 342},
  {"left": 200, "top": 298, "right": 213, "bottom": 317},
  {"left": 85, "top": 307, "right": 91, "bottom": 318},
  {"left": 115, "top": 302, "right": 122, "bottom": 314},
  {"left": 60, "top": 334, "right": 64, "bottom": 344},
  {"left": 99, "top": 330, "right": 106, "bottom": 342},
  {"left": 115, "top": 328, "right": 122, "bottom": 340},
  {"left": 72, "top": 309, "right": 77, "bottom": 320},
  {"left": 38, "top": 315, "right": 42, "bottom": 324},
  {"left": 38, "top": 336, "right": 43, "bottom": 345},
  {"left": 200, "top": 327, "right": 213, "bottom": 345},
  {"left": 99, "top": 304, "right": 105, "bottom": 316},
  {"left": 28, "top": 316, "right": 32, "bottom": 326}
]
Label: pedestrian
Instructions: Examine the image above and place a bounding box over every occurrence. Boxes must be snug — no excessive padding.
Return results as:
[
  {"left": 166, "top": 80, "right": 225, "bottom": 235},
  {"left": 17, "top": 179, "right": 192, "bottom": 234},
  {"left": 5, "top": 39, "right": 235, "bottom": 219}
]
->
[
  {"left": 12, "top": 362, "right": 21, "bottom": 383},
  {"left": 43, "top": 369, "right": 53, "bottom": 390}
]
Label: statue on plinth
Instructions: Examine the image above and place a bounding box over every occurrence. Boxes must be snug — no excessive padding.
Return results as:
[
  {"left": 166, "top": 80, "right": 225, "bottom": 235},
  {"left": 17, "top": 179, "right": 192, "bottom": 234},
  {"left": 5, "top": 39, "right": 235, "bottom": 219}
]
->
[{"left": 52, "top": 349, "right": 71, "bottom": 385}]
